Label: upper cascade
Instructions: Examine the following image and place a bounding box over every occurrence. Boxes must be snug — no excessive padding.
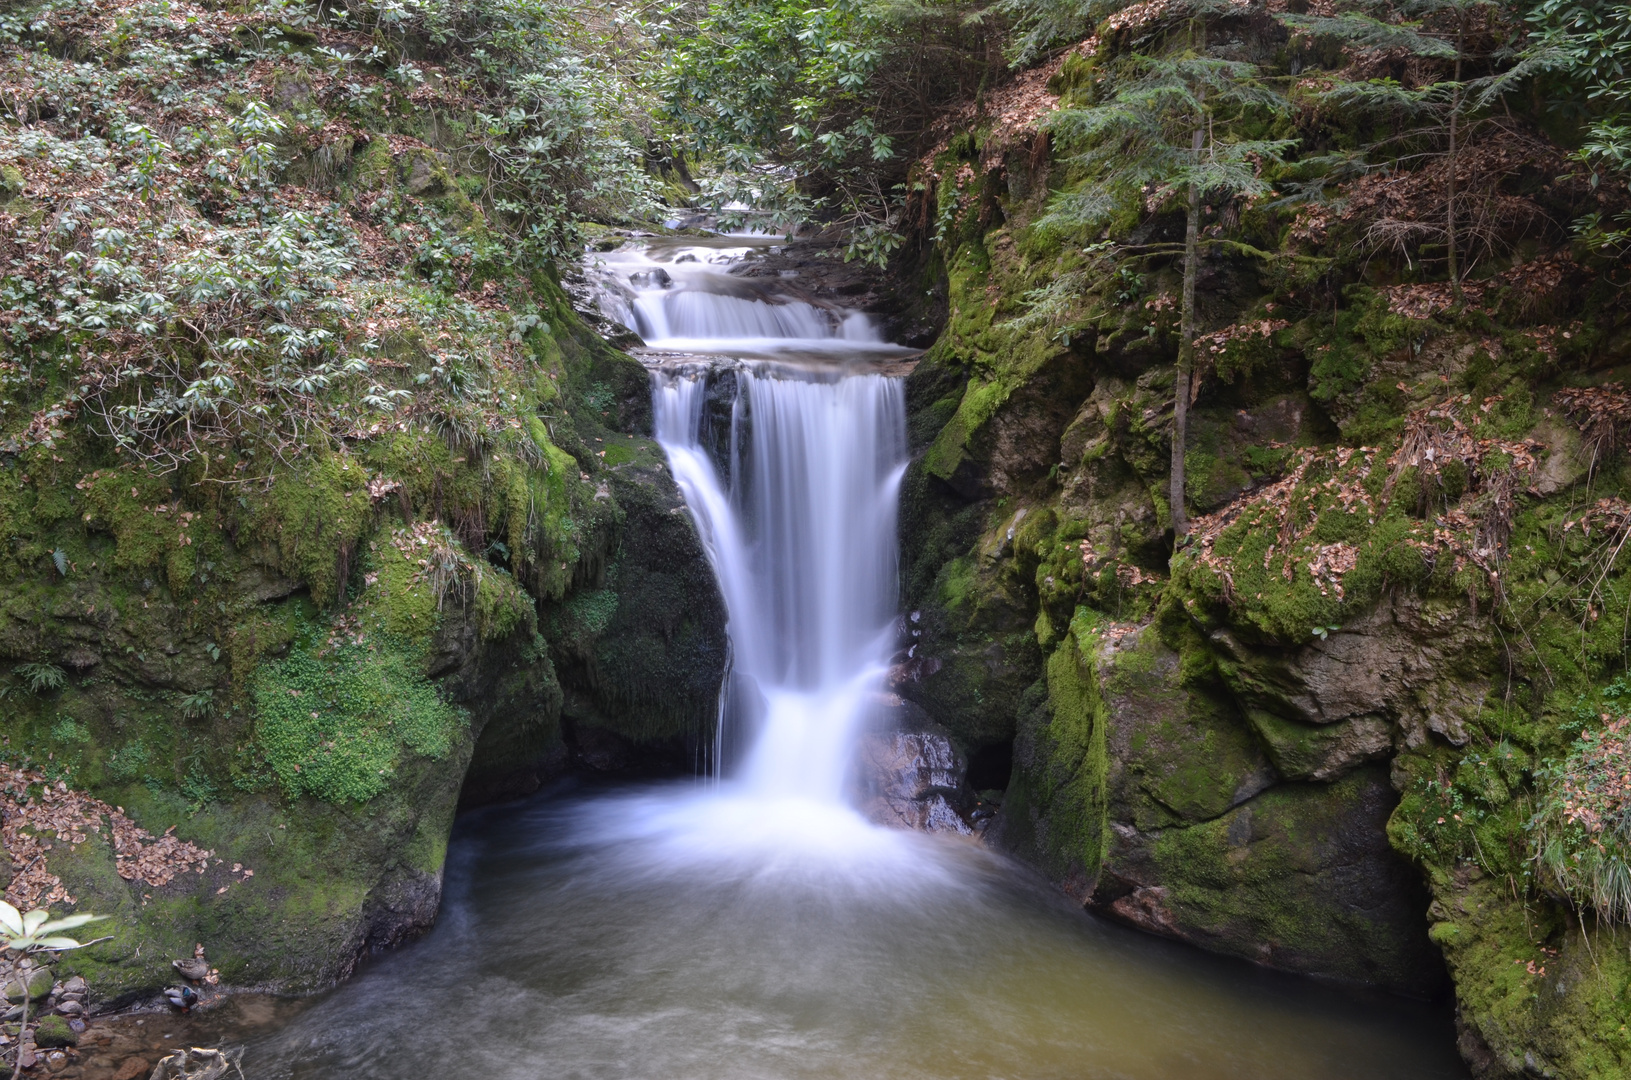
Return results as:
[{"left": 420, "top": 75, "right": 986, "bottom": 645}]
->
[{"left": 588, "top": 236, "right": 889, "bottom": 353}]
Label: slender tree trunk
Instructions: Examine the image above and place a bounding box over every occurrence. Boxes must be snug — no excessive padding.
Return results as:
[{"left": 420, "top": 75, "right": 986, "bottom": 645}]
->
[
  {"left": 1173, "top": 125, "right": 1202, "bottom": 540},
  {"left": 1446, "top": 16, "right": 1465, "bottom": 305},
  {"left": 9, "top": 994, "right": 28, "bottom": 1080}
]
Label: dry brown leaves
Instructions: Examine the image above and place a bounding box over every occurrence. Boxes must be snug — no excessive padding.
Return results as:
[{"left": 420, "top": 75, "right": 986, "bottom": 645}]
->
[
  {"left": 1385, "top": 399, "right": 1540, "bottom": 565},
  {"left": 1102, "top": 0, "right": 1254, "bottom": 37},
  {"left": 1188, "top": 398, "right": 1544, "bottom": 606},
  {"left": 1307, "top": 542, "right": 1360, "bottom": 599},
  {"left": 1188, "top": 446, "right": 1378, "bottom": 600},
  {"left": 919, "top": 55, "right": 1067, "bottom": 174},
  {"left": 1, "top": 764, "right": 243, "bottom": 910},
  {"left": 1381, "top": 280, "right": 1482, "bottom": 320},
  {"left": 1563, "top": 497, "right": 1631, "bottom": 539},
  {"left": 1192, "top": 316, "right": 1289, "bottom": 393},
  {"left": 1555, "top": 383, "right": 1631, "bottom": 463},
  {"left": 1380, "top": 252, "right": 1585, "bottom": 321}
]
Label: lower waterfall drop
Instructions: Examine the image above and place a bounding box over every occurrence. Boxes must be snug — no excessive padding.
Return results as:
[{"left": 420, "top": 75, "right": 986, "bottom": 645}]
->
[{"left": 653, "top": 367, "right": 908, "bottom": 802}]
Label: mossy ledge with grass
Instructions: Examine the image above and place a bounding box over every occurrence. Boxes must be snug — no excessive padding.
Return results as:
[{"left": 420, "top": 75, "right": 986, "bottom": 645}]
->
[
  {"left": 0, "top": 0, "right": 725, "bottom": 1004},
  {"left": 896, "top": 11, "right": 1631, "bottom": 1077}
]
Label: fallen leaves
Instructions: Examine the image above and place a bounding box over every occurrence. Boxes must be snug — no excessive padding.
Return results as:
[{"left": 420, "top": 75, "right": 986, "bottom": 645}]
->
[
  {"left": 1185, "top": 396, "right": 1544, "bottom": 610},
  {"left": 1, "top": 764, "right": 245, "bottom": 910},
  {"left": 1555, "top": 383, "right": 1631, "bottom": 463}
]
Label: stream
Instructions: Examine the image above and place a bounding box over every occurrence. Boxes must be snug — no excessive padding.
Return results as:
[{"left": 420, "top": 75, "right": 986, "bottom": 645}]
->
[{"left": 160, "top": 234, "right": 1468, "bottom": 1079}]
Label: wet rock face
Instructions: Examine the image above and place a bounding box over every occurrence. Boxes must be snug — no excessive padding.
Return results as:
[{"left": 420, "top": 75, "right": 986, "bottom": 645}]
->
[
  {"left": 1210, "top": 593, "right": 1494, "bottom": 754},
  {"left": 1092, "top": 766, "right": 1444, "bottom": 994},
  {"left": 725, "top": 238, "right": 938, "bottom": 347},
  {"left": 997, "top": 618, "right": 1445, "bottom": 995},
  {"left": 460, "top": 434, "right": 729, "bottom": 800},
  {"left": 852, "top": 697, "right": 976, "bottom": 836},
  {"left": 856, "top": 729, "right": 972, "bottom": 834}
]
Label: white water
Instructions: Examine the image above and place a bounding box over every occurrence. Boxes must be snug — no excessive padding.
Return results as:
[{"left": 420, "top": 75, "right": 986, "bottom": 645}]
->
[
  {"left": 654, "top": 369, "right": 907, "bottom": 800},
  {"left": 589, "top": 236, "right": 902, "bottom": 357},
  {"left": 590, "top": 233, "right": 915, "bottom": 807}
]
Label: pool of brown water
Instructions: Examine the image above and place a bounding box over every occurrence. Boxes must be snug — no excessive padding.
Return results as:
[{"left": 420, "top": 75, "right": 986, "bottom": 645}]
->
[{"left": 95, "top": 783, "right": 1468, "bottom": 1080}]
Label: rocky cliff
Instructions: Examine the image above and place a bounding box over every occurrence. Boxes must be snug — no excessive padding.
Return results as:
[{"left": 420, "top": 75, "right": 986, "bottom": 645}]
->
[
  {"left": 0, "top": 0, "right": 725, "bottom": 1006},
  {"left": 894, "top": 27, "right": 1631, "bottom": 1079}
]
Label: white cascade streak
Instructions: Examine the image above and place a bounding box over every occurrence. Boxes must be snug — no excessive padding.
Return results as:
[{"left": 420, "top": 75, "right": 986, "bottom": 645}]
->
[
  {"left": 654, "top": 369, "right": 906, "bottom": 803},
  {"left": 588, "top": 238, "right": 892, "bottom": 354}
]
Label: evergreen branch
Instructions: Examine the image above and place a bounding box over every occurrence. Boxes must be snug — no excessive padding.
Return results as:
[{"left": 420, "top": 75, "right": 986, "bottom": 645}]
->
[{"left": 1280, "top": 12, "right": 1458, "bottom": 58}]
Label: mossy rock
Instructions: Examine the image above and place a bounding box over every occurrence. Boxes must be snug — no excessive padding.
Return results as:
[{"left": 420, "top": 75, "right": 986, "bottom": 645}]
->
[
  {"left": 3, "top": 969, "right": 52, "bottom": 1003},
  {"left": 1095, "top": 766, "right": 1445, "bottom": 993},
  {"left": 997, "top": 608, "right": 1110, "bottom": 898},
  {"left": 33, "top": 1015, "right": 76, "bottom": 1048}
]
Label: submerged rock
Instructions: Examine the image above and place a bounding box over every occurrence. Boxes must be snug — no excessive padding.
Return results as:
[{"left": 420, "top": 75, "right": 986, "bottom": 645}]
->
[
  {"left": 853, "top": 697, "right": 976, "bottom": 835},
  {"left": 629, "top": 267, "right": 672, "bottom": 289}
]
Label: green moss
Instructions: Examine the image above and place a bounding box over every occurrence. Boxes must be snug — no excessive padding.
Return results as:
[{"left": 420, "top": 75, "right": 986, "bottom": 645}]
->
[
  {"left": 1005, "top": 607, "right": 1110, "bottom": 888},
  {"left": 78, "top": 467, "right": 204, "bottom": 592},
  {"left": 349, "top": 136, "right": 392, "bottom": 191},
  {"left": 250, "top": 452, "right": 372, "bottom": 608},
  {"left": 250, "top": 633, "right": 467, "bottom": 804},
  {"left": 32, "top": 1015, "right": 76, "bottom": 1048}
]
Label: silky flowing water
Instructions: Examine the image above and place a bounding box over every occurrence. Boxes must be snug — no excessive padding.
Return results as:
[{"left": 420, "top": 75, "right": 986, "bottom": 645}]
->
[{"left": 171, "top": 235, "right": 1469, "bottom": 1079}]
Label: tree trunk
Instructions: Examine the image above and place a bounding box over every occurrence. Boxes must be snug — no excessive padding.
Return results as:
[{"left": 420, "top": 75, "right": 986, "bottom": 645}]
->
[
  {"left": 1173, "top": 127, "right": 1202, "bottom": 540},
  {"left": 1446, "top": 16, "right": 1465, "bottom": 305}
]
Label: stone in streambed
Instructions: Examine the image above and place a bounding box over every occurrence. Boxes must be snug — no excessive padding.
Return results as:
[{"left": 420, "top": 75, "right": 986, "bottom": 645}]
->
[
  {"left": 4, "top": 968, "right": 53, "bottom": 1003},
  {"left": 34, "top": 1014, "right": 77, "bottom": 1048},
  {"left": 853, "top": 698, "right": 976, "bottom": 835}
]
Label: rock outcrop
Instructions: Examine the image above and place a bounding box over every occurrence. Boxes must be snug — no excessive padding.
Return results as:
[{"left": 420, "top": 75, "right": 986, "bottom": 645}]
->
[{"left": 893, "top": 24, "right": 1631, "bottom": 1077}]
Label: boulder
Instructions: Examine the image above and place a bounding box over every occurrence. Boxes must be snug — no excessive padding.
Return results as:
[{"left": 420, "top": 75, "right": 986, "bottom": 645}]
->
[
  {"left": 853, "top": 696, "right": 975, "bottom": 835},
  {"left": 4, "top": 968, "right": 53, "bottom": 1003}
]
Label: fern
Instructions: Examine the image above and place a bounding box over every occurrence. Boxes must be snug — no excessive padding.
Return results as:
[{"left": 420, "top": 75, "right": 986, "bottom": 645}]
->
[
  {"left": 16, "top": 662, "right": 66, "bottom": 693},
  {"left": 51, "top": 548, "right": 68, "bottom": 576}
]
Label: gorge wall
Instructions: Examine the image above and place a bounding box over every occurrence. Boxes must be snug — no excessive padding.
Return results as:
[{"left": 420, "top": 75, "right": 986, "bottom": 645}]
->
[
  {"left": 892, "top": 40, "right": 1631, "bottom": 1080},
  {"left": 6, "top": 3, "right": 1631, "bottom": 1079},
  {"left": 0, "top": 0, "right": 725, "bottom": 1004}
]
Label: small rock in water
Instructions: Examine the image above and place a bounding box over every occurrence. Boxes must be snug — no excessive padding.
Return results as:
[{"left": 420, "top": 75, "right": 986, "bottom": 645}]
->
[
  {"left": 628, "top": 267, "right": 672, "bottom": 289},
  {"left": 674, "top": 253, "right": 699, "bottom": 263},
  {"left": 45, "top": 1049, "right": 68, "bottom": 1071},
  {"left": 67, "top": 1019, "right": 85, "bottom": 1034}
]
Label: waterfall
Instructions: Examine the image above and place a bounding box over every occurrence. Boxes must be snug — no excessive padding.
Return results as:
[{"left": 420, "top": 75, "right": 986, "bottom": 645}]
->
[
  {"left": 654, "top": 366, "right": 907, "bottom": 801},
  {"left": 588, "top": 237, "right": 897, "bottom": 356},
  {"left": 596, "top": 233, "right": 910, "bottom": 805}
]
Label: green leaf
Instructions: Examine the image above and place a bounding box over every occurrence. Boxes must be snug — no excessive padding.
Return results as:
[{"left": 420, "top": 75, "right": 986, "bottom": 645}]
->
[{"left": 36, "top": 913, "right": 108, "bottom": 935}]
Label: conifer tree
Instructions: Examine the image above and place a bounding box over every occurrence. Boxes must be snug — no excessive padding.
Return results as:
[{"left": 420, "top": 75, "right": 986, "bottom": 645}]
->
[
  {"left": 1281, "top": 0, "right": 1539, "bottom": 301},
  {"left": 1044, "top": 1, "right": 1293, "bottom": 537}
]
